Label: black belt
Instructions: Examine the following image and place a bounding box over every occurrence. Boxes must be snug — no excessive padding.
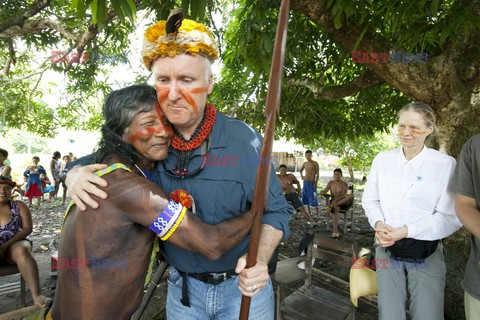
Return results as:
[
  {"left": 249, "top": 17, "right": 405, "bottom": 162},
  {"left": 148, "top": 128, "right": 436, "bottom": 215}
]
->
[
  {"left": 186, "top": 270, "right": 236, "bottom": 285},
  {"left": 177, "top": 269, "right": 237, "bottom": 307}
]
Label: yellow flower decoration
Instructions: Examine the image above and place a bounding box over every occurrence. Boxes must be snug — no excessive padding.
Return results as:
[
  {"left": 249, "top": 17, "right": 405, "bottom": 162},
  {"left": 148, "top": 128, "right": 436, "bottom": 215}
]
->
[{"left": 142, "top": 19, "right": 219, "bottom": 70}]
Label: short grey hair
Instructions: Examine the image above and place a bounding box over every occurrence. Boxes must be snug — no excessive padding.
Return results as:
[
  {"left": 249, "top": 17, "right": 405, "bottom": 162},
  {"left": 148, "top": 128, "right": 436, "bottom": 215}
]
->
[{"left": 399, "top": 102, "right": 437, "bottom": 134}]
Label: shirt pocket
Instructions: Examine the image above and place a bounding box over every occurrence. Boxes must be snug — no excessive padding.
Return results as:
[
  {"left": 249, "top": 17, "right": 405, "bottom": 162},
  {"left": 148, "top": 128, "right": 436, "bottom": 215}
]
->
[
  {"left": 190, "top": 178, "right": 247, "bottom": 224},
  {"left": 409, "top": 180, "right": 443, "bottom": 212}
]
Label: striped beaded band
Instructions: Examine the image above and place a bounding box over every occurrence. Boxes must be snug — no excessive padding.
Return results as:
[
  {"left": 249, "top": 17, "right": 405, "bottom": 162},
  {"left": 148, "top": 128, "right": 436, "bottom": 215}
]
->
[
  {"left": 161, "top": 205, "right": 187, "bottom": 241},
  {"left": 149, "top": 199, "right": 184, "bottom": 238}
]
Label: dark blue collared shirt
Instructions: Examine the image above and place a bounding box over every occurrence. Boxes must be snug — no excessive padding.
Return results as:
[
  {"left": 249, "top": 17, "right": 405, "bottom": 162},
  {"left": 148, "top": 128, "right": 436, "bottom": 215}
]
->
[{"left": 154, "top": 111, "right": 291, "bottom": 273}]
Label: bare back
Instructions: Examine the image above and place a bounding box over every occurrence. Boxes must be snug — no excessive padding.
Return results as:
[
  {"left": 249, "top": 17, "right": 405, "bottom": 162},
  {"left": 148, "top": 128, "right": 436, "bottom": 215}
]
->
[
  {"left": 51, "top": 167, "right": 156, "bottom": 320},
  {"left": 51, "top": 158, "right": 254, "bottom": 319}
]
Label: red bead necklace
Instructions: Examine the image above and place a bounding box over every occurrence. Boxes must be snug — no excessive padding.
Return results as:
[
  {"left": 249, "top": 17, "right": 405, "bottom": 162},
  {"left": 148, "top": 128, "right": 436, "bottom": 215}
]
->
[
  {"left": 171, "top": 104, "right": 216, "bottom": 151},
  {"left": 170, "top": 104, "right": 216, "bottom": 177}
]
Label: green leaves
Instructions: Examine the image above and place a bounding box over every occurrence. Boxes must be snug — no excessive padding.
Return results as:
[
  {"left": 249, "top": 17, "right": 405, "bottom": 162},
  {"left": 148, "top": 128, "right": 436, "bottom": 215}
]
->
[{"left": 71, "top": 0, "right": 137, "bottom": 30}]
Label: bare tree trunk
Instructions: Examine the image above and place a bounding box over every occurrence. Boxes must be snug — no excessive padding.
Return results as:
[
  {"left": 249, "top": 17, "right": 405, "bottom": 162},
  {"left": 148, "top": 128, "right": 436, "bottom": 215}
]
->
[{"left": 343, "top": 149, "right": 354, "bottom": 181}]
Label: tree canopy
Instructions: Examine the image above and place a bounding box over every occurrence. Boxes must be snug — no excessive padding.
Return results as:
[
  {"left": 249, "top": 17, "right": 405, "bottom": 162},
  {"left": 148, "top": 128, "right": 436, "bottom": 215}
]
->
[{"left": 1, "top": 0, "right": 479, "bottom": 156}]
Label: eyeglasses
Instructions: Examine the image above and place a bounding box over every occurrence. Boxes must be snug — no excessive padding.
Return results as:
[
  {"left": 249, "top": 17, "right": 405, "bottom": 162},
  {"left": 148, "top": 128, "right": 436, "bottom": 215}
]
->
[{"left": 397, "top": 126, "right": 428, "bottom": 135}]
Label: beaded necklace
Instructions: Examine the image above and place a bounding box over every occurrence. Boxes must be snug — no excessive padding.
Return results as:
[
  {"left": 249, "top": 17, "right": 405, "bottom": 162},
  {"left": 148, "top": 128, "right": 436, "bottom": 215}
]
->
[{"left": 170, "top": 104, "right": 216, "bottom": 177}]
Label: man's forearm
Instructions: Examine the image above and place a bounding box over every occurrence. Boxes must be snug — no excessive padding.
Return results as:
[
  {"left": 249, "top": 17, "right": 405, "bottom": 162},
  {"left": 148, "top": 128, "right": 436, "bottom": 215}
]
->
[
  {"left": 456, "top": 202, "right": 480, "bottom": 239},
  {"left": 257, "top": 224, "right": 283, "bottom": 265}
]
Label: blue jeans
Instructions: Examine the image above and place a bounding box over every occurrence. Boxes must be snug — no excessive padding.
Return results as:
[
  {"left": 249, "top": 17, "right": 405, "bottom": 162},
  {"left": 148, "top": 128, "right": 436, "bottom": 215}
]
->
[{"left": 166, "top": 267, "right": 274, "bottom": 320}]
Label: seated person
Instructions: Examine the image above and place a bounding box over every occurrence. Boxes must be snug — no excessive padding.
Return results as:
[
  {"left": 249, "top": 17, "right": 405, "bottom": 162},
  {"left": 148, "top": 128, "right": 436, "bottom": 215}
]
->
[
  {"left": 40, "top": 174, "right": 55, "bottom": 202},
  {"left": 12, "top": 177, "right": 27, "bottom": 200},
  {"left": 0, "top": 148, "right": 12, "bottom": 178},
  {"left": 41, "top": 84, "right": 254, "bottom": 320},
  {"left": 277, "top": 164, "right": 315, "bottom": 224},
  {"left": 320, "top": 168, "right": 354, "bottom": 238},
  {"left": 0, "top": 176, "right": 52, "bottom": 308}
]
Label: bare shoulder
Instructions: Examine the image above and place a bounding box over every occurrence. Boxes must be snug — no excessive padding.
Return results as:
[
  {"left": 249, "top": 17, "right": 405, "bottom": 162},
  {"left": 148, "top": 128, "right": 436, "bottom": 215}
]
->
[
  {"left": 103, "top": 168, "right": 154, "bottom": 194},
  {"left": 14, "top": 200, "right": 29, "bottom": 211}
]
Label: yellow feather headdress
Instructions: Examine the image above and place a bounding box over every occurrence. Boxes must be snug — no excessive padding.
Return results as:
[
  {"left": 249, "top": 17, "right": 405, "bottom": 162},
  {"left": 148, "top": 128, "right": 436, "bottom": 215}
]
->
[{"left": 142, "top": 10, "right": 219, "bottom": 70}]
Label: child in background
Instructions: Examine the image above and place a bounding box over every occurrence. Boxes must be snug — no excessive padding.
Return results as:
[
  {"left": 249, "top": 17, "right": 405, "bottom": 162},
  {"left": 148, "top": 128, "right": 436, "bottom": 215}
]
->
[
  {"left": 60, "top": 155, "right": 71, "bottom": 205},
  {"left": 12, "top": 177, "right": 27, "bottom": 200},
  {"left": 24, "top": 156, "right": 46, "bottom": 208},
  {"left": 40, "top": 174, "right": 55, "bottom": 202}
]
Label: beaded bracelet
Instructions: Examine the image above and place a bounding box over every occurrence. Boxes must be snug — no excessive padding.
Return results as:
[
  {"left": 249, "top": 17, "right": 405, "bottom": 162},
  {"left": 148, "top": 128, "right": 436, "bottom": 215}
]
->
[
  {"left": 148, "top": 199, "right": 184, "bottom": 238},
  {"left": 160, "top": 205, "right": 187, "bottom": 241}
]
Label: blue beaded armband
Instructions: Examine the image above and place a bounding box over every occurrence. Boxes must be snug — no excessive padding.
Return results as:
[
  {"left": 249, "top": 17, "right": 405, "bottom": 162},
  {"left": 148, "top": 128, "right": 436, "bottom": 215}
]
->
[{"left": 148, "top": 199, "right": 184, "bottom": 238}]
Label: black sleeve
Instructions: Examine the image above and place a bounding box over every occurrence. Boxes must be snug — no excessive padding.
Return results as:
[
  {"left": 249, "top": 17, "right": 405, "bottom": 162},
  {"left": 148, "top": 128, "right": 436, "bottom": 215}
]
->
[{"left": 65, "top": 154, "right": 95, "bottom": 170}]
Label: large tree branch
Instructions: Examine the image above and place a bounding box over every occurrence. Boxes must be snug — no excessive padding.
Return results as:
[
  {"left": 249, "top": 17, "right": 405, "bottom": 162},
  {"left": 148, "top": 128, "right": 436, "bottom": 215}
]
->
[
  {"left": 288, "top": 71, "right": 384, "bottom": 100},
  {"left": 0, "top": 0, "right": 52, "bottom": 33},
  {"left": 0, "top": 18, "right": 77, "bottom": 40},
  {"left": 289, "top": 1, "right": 444, "bottom": 104}
]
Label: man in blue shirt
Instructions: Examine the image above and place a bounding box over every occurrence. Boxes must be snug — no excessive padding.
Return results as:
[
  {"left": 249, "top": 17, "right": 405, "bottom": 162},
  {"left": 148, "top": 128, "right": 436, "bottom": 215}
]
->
[{"left": 67, "top": 13, "right": 290, "bottom": 319}]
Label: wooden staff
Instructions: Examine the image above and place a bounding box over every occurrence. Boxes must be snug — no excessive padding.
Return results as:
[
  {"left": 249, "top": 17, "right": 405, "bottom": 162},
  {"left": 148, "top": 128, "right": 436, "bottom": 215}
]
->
[
  {"left": 239, "top": 0, "right": 290, "bottom": 319},
  {"left": 131, "top": 261, "right": 168, "bottom": 320}
]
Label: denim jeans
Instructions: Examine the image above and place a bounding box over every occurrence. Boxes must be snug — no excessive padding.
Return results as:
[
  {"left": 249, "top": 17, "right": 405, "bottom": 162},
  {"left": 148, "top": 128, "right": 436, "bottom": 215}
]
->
[{"left": 166, "top": 267, "right": 274, "bottom": 320}]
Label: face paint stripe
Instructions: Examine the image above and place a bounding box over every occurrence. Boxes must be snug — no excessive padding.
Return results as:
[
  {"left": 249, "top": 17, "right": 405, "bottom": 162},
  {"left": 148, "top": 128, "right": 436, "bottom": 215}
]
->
[
  {"left": 126, "top": 127, "right": 157, "bottom": 144},
  {"left": 154, "top": 102, "right": 173, "bottom": 135},
  {"left": 189, "top": 87, "right": 209, "bottom": 94},
  {"left": 179, "top": 88, "right": 198, "bottom": 114}
]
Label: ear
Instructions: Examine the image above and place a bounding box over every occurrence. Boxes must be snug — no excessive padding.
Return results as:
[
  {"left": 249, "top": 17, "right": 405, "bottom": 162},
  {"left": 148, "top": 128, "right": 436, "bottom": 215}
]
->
[
  {"left": 207, "top": 74, "right": 214, "bottom": 94},
  {"left": 426, "top": 126, "right": 434, "bottom": 135}
]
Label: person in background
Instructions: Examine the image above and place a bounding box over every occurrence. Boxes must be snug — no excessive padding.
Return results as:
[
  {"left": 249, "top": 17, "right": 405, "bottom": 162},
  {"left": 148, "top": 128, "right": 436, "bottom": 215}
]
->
[
  {"left": 277, "top": 164, "right": 315, "bottom": 224},
  {"left": 448, "top": 134, "right": 480, "bottom": 320},
  {"left": 362, "top": 102, "right": 462, "bottom": 320},
  {"left": 24, "top": 157, "right": 45, "bottom": 208},
  {"left": 0, "top": 176, "right": 52, "bottom": 308},
  {"left": 40, "top": 174, "right": 55, "bottom": 202},
  {"left": 60, "top": 155, "right": 71, "bottom": 205},
  {"left": 13, "top": 177, "right": 27, "bottom": 200},
  {"left": 0, "top": 148, "right": 11, "bottom": 178},
  {"left": 300, "top": 150, "right": 319, "bottom": 217},
  {"left": 50, "top": 151, "right": 62, "bottom": 200},
  {"left": 320, "top": 168, "right": 354, "bottom": 238}
]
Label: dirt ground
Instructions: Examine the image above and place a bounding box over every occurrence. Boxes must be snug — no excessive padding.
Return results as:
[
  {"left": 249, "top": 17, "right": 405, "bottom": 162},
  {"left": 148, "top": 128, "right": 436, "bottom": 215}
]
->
[{"left": 0, "top": 173, "right": 468, "bottom": 319}]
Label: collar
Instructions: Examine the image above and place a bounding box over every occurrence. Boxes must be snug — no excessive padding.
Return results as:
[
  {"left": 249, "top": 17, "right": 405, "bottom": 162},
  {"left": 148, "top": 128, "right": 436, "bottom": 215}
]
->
[{"left": 398, "top": 145, "right": 428, "bottom": 168}]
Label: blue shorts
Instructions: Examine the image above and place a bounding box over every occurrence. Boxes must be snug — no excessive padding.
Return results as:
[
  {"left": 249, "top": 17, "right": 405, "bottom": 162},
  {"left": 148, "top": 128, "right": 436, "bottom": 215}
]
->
[
  {"left": 302, "top": 181, "right": 319, "bottom": 207},
  {"left": 43, "top": 185, "right": 55, "bottom": 193}
]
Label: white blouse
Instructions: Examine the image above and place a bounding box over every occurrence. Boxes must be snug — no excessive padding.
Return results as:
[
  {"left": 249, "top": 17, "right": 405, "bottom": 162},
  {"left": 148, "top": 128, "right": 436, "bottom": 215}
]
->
[{"left": 362, "top": 146, "right": 462, "bottom": 240}]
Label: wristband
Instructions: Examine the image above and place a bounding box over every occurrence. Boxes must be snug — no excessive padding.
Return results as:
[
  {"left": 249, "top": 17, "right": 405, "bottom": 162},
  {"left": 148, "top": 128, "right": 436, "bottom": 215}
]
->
[
  {"left": 160, "top": 206, "right": 187, "bottom": 241},
  {"left": 148, "top": 199, "right": 184, "bottom": 238}
]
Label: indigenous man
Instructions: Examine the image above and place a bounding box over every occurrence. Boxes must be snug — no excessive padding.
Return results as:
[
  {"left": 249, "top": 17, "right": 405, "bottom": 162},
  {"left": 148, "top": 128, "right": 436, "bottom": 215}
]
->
[
  {"left": 277, "top": 164, "right": 315, "bottom": 224},
  {"left": 449, "top": 134, "right": 480, "bottom": 320},
  {"left": 28, "top": 84, "right": 255, "bottom": 320},
  {"left": 66, "top": 12, "right": 290, "bottom": 319},
  {"left": 300, "top": 150, "right": 319, "bottom": 216},
  {"left": 320, "top": 168, "right": 354, "bottom": 237}
]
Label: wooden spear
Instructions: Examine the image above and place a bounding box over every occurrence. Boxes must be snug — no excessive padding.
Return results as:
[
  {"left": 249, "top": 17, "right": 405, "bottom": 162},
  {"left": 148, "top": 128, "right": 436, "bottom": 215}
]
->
[{"left": 239, "top": 0, "right": 290, "bottom": 319}]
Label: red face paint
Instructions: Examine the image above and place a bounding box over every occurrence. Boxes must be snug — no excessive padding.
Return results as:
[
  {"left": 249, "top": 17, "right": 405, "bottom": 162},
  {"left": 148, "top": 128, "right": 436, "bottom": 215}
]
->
[
  {"left": 154, "top": 102, "right": 173, "bottom": 135},
  {"left": 156, "top": 86, "right": 169, "bottom": 103},
  {"left": 126, "top": 127, "right": 157, "bottom": 144},
  {"left": 179, "top": 88, "right": 198, "bottom": 114},
  {"left": 189, "top": 87, "right": 209, "bottom": 94}
]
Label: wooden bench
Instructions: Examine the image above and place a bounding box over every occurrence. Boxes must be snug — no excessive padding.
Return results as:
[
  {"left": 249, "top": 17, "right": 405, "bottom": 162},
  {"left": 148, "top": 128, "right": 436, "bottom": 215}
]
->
[
  {"left": 0, "top": 265, "right": 26, "bottom": 307},
  {"left": 279, "top": 234, "right": 357, "bottom": 320}
]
